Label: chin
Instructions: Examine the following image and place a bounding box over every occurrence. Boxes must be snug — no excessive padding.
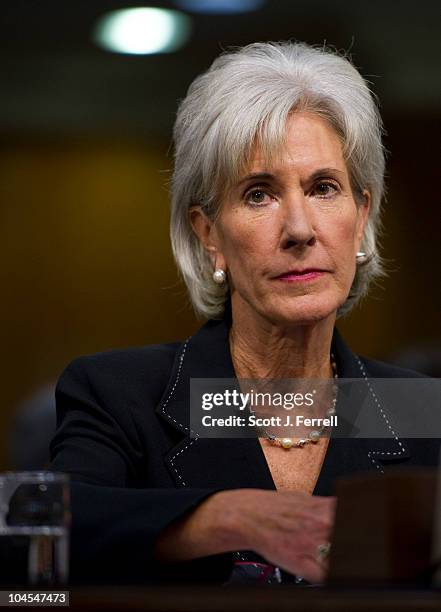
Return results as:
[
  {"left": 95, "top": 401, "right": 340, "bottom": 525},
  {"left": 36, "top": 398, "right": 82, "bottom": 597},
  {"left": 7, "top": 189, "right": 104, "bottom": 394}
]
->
[{"left": 264, "top": 295, "right": 341, "bottom": 327}]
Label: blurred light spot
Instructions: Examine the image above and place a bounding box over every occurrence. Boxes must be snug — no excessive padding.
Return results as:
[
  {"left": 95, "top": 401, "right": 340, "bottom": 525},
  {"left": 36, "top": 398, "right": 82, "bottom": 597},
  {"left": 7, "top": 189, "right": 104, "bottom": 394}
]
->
[
  {"left": 175, "top": 0, "right": 264, "bottom": 14},
  {"left": 93, "top": 7, "right": 192, "bottom": 55}
]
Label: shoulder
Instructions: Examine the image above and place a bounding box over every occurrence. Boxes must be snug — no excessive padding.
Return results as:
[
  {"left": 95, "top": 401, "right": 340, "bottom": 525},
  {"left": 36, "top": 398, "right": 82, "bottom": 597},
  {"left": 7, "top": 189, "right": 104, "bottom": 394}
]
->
[
  {"left": 56, "top": 342, "right": 182, "bottom": 408},
  {"left": 357, "top": 355, "right": 427, "bottom": 379},
  {"left": 63, "top": 342, "right": 181, "bottom": 374}
]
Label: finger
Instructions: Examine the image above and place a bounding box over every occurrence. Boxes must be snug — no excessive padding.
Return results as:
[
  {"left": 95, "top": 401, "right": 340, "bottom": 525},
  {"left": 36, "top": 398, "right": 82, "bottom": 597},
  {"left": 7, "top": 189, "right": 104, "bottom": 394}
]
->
[{"left": 289, "top": 556, "right": 326, "bottom": 585}]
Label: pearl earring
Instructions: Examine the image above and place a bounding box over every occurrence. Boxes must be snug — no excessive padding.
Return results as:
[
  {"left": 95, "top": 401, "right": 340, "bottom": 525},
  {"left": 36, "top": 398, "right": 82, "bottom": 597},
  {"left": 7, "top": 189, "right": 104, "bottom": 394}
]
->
[
  {"left": 212, "top": 269, "right": 227, "bottom": 284},
  {"left": 356, "top": 251, "right": 367, "bottom": 263}
]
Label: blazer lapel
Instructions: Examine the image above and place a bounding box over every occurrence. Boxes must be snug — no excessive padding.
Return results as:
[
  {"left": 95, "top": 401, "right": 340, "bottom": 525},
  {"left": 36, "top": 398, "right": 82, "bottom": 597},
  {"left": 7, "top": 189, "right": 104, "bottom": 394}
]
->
[
  {"left": 156, "top": 319, "right": 275, "bottom": 490},
  {"left": 314, "top": 329, "right": 411, "bottom": 495}
]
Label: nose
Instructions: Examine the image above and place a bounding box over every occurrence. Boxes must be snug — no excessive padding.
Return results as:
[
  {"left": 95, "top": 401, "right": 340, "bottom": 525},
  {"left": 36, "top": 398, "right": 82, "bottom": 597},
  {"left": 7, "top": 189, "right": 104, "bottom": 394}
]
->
[{"left": 280, "top": 190, "right": 316, "bottom": 250}]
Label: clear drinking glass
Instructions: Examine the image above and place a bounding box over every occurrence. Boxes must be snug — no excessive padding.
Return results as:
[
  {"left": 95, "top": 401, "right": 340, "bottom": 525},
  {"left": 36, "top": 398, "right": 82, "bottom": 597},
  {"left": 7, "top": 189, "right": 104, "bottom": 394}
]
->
[{"left": 0, "top": 472, "right": 70, "bottom": 585}]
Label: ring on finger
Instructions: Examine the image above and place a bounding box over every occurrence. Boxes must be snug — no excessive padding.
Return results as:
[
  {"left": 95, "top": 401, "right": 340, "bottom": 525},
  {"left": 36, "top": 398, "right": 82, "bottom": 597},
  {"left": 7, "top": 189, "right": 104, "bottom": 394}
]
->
[{"left": 316, "top": 541, "right": 331, "bottom": 563}]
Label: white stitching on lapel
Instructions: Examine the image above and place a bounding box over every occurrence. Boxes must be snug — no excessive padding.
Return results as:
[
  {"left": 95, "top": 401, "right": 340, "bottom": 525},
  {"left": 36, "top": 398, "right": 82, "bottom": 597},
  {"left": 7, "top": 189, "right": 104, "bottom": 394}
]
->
[
  {"left": 356, "top": 356, "right": 406, "bottom": 474},
  {"left": 160, "top": 339, "right": 199, "bottom": 487},
  {"left": 161, "top": 340, "right": 189, "bottom": 429},
  {"left": 169, "top": 438, "right": 198, "bottom": 487}
]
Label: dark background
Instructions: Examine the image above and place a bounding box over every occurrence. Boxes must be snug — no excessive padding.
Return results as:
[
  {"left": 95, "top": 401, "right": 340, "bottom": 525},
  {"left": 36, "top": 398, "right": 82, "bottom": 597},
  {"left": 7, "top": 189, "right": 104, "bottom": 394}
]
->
[{"left": 1, "top": 0, "right": 440, "bottom": 469}]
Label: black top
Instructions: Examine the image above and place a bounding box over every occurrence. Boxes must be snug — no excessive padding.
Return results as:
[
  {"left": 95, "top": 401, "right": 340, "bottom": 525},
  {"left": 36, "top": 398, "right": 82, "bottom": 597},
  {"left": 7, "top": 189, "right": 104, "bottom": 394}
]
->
[{"left": 50, "top": 318, "right": 440, "bottom": 584}]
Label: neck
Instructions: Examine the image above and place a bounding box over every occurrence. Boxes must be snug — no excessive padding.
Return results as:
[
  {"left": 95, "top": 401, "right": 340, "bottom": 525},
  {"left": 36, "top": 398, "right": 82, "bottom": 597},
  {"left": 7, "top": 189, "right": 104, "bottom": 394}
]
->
[{"left": 229, "top": 306, "right": 336, "bottom": 380}]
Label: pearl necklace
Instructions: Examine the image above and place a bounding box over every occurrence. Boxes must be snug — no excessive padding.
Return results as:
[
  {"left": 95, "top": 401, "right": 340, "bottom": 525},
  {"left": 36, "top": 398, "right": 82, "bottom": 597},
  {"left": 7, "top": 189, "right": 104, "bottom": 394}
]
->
[{"left": 259, "top": 354, "right": 338, "bottom": 450}]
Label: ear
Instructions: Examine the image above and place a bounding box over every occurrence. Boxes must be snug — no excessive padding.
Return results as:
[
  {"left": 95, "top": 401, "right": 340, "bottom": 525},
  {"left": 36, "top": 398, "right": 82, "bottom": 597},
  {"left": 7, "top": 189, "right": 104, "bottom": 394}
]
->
[
  {"left": 189, "top": 206, "right": 226, "bottom": 269},
  {"left": 355, "top": 190, "right": 371, "bottom": 249}
]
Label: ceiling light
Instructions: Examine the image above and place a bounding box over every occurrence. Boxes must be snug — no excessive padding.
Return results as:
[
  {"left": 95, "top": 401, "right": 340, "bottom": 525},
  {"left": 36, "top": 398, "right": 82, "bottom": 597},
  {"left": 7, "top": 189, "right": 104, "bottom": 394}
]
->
[{"left": 93, "top": 7, "right": 192, "bottom": 55}]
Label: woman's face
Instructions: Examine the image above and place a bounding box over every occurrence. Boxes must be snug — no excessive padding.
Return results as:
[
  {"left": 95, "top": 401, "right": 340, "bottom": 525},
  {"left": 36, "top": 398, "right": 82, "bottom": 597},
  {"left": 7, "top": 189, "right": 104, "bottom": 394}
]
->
[{"left": 194, "top": 112, "right": 370, "bottom": 327}]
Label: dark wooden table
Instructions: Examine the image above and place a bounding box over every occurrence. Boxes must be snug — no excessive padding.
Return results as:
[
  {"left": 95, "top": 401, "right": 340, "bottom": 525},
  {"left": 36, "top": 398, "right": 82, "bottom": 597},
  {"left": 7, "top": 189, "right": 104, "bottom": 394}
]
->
[{"left": 69, "top": 586, "right": 441, "bottom": 611}]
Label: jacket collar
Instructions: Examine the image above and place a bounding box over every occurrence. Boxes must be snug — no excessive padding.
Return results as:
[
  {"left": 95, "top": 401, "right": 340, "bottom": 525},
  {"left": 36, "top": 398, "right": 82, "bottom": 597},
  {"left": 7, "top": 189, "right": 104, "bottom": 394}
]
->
[{"left": 155, "top": 318, "right": 410, "bottom": 493}]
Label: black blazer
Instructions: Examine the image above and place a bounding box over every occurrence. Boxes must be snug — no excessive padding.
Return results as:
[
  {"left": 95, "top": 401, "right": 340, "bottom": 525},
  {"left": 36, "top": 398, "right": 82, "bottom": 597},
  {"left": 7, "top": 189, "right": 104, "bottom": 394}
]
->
[{"left": 50, "top": 318, "right": 440, "bottom": 584}]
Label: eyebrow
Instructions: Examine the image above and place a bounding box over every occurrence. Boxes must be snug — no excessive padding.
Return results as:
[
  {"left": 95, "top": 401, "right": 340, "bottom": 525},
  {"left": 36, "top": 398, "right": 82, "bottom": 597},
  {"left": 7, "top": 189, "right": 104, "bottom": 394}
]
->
[
  {"left": 237, "top": 172, "right": 274, "bottom": 186},
  {"left": 237, "top": 167, "right": 346, "bottom": 187},
  {"left": 308, "top": 167, "right": 346, "bottom": 181}
]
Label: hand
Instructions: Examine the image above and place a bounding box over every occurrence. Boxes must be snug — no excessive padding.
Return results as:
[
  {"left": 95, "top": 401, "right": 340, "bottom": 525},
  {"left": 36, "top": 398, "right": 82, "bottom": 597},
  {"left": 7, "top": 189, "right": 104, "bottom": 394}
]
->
[
  {"left": 155, "top": 488, "right": 336, "bottom": 583},
  {"left": 229, "top": 489, "right": 336, "bottom": 583}
]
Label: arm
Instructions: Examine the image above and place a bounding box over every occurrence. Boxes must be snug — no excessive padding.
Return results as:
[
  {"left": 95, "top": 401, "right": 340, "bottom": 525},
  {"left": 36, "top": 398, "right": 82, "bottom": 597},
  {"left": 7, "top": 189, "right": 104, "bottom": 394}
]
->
[{"left": 50, "top": 357, "right": 234, "bottom": 584}]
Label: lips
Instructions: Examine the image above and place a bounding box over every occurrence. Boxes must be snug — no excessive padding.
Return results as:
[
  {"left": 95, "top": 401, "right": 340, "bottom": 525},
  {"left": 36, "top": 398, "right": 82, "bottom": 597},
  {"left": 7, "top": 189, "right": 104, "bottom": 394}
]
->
[
  {"left": 274, "top": 268, "right": 326, "bottom": 279},
  {"left": 272, "top": 268, "right": 328, "bottom": 283}
]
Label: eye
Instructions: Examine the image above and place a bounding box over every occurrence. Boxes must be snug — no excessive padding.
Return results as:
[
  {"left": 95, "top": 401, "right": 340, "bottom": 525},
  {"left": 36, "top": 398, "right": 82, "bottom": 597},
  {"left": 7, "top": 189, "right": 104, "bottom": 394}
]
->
[
  {"left": 311, "top": 181, "right": 339, "bottom": 199},
  {"left": 244, "top": 187, "right": 274, "bottom": 207}
]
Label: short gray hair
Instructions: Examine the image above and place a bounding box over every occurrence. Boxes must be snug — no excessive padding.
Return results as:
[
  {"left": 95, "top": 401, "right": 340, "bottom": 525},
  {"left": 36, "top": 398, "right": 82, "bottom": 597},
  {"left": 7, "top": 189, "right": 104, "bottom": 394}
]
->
[{"left": 170, "top": 41, "right": 386, "bottom": 319}]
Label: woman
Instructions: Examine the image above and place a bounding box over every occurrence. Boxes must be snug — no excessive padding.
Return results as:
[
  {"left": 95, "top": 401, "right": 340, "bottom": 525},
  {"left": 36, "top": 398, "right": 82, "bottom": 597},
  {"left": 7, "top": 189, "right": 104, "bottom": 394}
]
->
[{"left": 50, "top": 42, "right": 439, "bottom": 586}]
